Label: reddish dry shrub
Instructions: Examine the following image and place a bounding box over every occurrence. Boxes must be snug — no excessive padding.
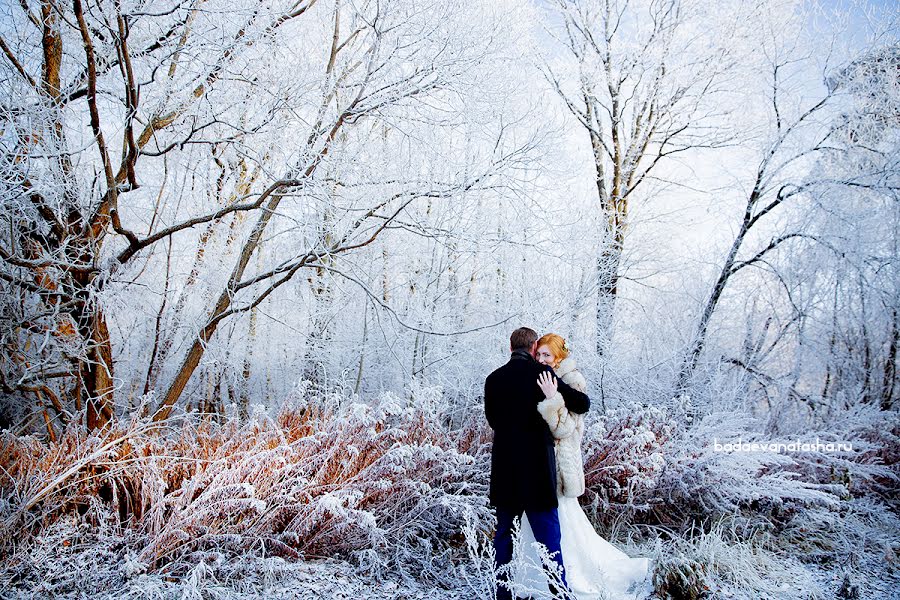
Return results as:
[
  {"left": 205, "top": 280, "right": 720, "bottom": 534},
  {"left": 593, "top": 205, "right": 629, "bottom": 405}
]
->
[{"left": 0, "top": 392, "right": 492, "bottom": 574}]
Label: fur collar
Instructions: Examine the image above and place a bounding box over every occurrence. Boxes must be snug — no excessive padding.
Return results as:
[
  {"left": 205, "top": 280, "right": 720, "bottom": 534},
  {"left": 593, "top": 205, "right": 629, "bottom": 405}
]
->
[{"left": 555, "top": 356, "right": 578, "bottom": 379}]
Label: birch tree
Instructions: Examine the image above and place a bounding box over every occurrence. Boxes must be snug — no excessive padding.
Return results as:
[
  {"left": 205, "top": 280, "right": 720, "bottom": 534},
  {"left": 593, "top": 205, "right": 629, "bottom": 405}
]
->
[{"left": 545, "top": 0, "right": 742, "bottom": 354}]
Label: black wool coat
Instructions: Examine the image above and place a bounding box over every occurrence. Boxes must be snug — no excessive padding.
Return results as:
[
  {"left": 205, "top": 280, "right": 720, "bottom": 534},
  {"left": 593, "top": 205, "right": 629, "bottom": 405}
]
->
[{"left": 484, "top": 349, "right": 591, "bottom": 512}]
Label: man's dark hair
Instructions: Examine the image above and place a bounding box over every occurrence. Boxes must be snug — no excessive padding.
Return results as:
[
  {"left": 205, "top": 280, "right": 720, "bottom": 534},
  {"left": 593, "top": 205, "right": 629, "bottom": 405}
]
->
[{"left": 510, "top": 327, "right": 538, "bottom": 351}]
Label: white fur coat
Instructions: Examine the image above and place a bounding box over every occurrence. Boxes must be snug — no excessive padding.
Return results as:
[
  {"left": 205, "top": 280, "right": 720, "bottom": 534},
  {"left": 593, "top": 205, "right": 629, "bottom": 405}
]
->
[{"left": 536, "top": 357, "right": 587, "bottom": 498}]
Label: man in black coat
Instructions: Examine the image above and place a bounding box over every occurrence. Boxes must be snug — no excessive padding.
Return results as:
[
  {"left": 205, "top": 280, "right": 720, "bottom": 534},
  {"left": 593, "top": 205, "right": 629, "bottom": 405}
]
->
[{"left": 484, "top": 327, "right": 590, "bottom": 600}]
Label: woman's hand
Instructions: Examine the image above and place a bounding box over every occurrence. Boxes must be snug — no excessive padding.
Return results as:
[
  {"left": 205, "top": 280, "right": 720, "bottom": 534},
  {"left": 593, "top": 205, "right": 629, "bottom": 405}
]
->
[{"left": 537, "top": 371, "right": 558, "bottom": 399}]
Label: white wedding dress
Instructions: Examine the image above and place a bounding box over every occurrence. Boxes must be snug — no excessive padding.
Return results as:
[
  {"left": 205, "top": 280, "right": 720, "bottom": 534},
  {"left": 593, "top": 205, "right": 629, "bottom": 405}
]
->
[{"left": 512, "top": 497, "right": 652, "bottom": 600}]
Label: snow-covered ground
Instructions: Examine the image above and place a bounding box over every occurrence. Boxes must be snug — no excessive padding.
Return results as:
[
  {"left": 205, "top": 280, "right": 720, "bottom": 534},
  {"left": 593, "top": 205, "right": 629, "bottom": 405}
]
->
[{"left": 3, "top": 512, "right": 897, "bottom": 600}]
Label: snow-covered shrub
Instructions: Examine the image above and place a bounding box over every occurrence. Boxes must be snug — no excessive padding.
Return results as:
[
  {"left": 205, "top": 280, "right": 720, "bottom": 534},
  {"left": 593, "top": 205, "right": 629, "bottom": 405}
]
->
[
  {"left": 607, "top": 401, "right": 898, "bottom": 534},
  {"left": 3, "top": 378, "right": 896, "bottom": 597},
  {"left": 653, "top": 411, "right": 848, "bottom": 530},
  {"left": 580, "top": 391, "right": 899, "bottom": 597},
  {"left": 581, "top": 402, "right": 675, "bottom": 526},
  {"left": 817, "top": 402, "right": 900, "bottom": 504}
]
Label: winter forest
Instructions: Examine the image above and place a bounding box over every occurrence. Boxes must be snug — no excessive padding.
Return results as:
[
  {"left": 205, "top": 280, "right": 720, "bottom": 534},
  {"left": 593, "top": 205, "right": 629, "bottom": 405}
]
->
[{"left": 0, "top": 0, "right": 897, "bottom": 597}]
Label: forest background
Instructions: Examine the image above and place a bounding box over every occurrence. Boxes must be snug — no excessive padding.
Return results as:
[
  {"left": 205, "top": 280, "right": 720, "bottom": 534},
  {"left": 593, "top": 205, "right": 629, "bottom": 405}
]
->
[{"left": 0, "top": 0, "right": 897, "bottom": 597}]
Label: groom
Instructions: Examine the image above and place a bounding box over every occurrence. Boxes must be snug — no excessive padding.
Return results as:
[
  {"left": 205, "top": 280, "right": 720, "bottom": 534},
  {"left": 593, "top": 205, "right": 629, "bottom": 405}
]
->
[{"left": 484, "top": 327, "right": 590, "bottom": 600}]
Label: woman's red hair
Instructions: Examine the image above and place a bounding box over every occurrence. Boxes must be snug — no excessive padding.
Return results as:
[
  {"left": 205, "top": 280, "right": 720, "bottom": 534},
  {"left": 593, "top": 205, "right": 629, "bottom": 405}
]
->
[{"left": 536, "top": 333, "right": 568, "bottom": 366}]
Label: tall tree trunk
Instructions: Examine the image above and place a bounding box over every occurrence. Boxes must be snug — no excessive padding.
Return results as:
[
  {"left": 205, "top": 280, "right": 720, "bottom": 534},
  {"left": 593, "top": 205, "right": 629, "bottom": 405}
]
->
[
  {"left": 674, "top": 191, "right": 759, "bottom": 397},
  {"left": 152, "top": 178, "right": 303, "bottom": 422},
  {"left": 882, "top": 307, "right": 898, "bottom": 410},
  {"left": 84, "top": 306, "right": 115, "bottom": 429},
  {"left": 354, "top": 302, "right": 368, "bottom": 394},
  {"left": 858, "top": 273, "right": 873, "bottom": 403},
  {"left": 822, "top": 282, "right": 841, "bottom": 402},
  {"left": 303, "top": 203, "right": 336, "bottom": 386},
  {"left": 240, "top": 306, "right": 257, "bottom": 416},
  {"left": 595, "top": 239, "right": 623, "bottom": 355}
]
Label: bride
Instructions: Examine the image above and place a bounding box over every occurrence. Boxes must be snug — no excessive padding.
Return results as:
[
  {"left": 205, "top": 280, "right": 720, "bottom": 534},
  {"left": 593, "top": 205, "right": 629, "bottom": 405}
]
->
[{"left": 515, "top": 333, "right": 651, "bottom": 600}]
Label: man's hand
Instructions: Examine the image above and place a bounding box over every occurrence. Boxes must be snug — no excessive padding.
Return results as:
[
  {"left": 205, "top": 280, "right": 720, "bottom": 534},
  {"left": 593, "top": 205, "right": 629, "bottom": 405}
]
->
[{"left": 537, "top": 371, "right": 558, "bottom": 400}]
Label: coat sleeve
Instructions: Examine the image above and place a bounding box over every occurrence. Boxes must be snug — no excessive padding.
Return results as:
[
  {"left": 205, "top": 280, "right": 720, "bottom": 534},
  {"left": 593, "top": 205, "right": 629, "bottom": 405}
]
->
[
  {"left": 537, "top": 392, "right": 579, "bottom": 440},
  {"left": 484, "top": 374, "right": 499, "bottom": 430},
  {"left": 554, "top": 369, "right": 590, "bottom": 415},
  {"left": 564, "top": 370, "right": 588, "bottom": 393}
]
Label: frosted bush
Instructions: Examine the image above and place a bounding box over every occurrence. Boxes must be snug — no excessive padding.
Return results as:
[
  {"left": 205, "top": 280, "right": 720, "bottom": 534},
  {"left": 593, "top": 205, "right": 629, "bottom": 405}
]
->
[
  {"left": 652, "top": 518, "right": 826, "bottom": 600},
  {"left": 2, "top": 379, "right": 896, "bottom": 598},
  {"left": 655, "top": 411, "right": 847, "bottom": 528}
]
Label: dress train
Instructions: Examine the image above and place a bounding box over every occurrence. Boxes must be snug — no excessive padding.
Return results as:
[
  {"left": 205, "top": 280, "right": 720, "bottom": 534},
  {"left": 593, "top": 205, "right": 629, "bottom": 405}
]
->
[{"left": 513, "top": 497, "right": 652, "bottom": 600}]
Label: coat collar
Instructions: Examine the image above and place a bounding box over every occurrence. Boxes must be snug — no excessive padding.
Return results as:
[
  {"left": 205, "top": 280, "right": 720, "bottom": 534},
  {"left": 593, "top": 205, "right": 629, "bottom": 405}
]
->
[{"left": 510, "top": 349, "right": 534, "bottom": 361}]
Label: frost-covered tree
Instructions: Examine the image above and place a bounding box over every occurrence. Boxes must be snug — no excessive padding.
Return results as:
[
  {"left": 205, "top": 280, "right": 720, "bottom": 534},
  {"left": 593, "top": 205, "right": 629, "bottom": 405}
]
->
[
  {"left": 0, "top": 0, "right": 540, "bottom": 432},
  {"left": 672, "top": 14, "right": 900, "bottom": 415}
]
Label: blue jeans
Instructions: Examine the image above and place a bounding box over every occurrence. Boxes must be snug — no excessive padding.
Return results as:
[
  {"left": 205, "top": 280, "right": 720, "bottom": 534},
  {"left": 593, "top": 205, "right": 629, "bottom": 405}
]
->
[{"left": 494, "top": 506, "right": 570, "bottom": 600}]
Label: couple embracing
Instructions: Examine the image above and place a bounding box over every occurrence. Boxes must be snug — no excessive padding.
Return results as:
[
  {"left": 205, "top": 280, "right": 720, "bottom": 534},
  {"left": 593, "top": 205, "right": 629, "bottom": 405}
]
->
[{"left": 484, "top": 327, "right": 650, "bottom": 600}]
